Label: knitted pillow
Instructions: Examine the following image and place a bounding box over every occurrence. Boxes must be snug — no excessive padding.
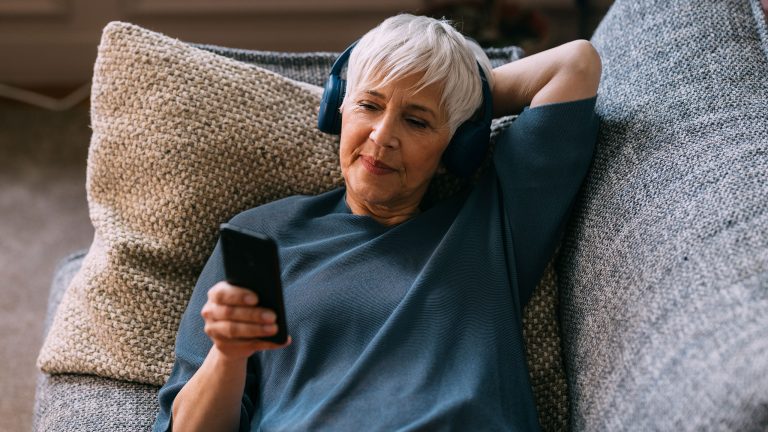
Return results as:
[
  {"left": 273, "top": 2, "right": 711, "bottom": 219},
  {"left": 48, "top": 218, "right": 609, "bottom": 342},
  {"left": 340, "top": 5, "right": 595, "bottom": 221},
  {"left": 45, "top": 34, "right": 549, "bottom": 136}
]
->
[
  {"left": 37, "top": 21, "right": 343, "bottom": 382},
  {"left": 36, "top": 21, "right": 567, "bottom": 430},
  {"left": 558, "top": 0, "right": 768, "bottom": 430}
]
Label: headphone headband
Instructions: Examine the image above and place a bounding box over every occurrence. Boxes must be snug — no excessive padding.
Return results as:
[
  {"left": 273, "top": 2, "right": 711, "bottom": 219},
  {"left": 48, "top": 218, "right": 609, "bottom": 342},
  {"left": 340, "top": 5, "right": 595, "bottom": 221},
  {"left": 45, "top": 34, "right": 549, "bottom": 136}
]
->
[{"left": 330, "top": 40, "right": 358, "bottom": 76}]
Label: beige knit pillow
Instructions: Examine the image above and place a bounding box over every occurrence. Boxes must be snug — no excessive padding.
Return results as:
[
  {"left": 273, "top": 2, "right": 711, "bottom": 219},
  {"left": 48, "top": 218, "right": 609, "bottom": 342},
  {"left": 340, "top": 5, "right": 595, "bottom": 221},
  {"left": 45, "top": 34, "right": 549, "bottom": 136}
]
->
[{"left": 37, "top": 21, "right": 343, "bottom": 383}]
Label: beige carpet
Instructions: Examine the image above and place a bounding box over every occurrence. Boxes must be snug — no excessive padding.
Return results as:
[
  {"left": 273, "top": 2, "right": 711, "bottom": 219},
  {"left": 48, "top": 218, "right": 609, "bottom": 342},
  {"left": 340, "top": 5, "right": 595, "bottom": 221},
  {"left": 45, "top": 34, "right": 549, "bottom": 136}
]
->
[{"left": 0, "top": 97, "right": 93, "bottom": 432}]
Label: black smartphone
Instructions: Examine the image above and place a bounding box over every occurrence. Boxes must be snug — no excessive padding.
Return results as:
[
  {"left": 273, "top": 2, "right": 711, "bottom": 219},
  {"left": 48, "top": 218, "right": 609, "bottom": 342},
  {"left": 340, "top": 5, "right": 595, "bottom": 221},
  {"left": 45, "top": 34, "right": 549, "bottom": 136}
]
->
[{"left": 219, "top": 223, "right": 288, "bottom": 345}]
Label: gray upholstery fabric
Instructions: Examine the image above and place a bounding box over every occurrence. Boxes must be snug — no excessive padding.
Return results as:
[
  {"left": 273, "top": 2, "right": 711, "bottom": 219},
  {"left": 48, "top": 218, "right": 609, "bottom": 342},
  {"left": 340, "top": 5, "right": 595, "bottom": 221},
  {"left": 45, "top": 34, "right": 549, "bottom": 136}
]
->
[
  {"left": 40, "top": 249, "right": 86, "bottom": 339},
  {"left": 34, "top": 373, "right": 159, "bottom": 432},
  {"left": 557, "top": 0, "right": 768, "bottom": 430}
]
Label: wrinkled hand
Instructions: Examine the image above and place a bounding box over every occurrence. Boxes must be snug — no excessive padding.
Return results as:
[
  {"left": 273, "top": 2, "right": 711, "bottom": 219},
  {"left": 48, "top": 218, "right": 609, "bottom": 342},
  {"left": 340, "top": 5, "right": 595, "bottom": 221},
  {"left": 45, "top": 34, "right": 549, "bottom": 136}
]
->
[{"left": 201, "top": 281, "right": 291, "bottom": 361}]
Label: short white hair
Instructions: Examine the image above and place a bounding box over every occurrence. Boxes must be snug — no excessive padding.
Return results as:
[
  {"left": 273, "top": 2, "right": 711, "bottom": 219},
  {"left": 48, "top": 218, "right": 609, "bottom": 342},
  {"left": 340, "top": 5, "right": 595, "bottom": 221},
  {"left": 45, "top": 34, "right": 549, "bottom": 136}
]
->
[{"left": 341, "top": 14, "right": 493, "bottom": 136}]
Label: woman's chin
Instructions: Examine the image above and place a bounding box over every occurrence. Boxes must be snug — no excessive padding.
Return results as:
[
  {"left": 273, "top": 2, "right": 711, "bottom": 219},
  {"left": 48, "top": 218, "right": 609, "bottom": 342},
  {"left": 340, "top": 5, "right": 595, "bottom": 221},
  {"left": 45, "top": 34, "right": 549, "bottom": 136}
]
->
[
  {"left": 348, "top": 164, "right": 394, "bottom": 185},
  {"left": 348, "top": 187, "right": 398, "bottom": 208}
]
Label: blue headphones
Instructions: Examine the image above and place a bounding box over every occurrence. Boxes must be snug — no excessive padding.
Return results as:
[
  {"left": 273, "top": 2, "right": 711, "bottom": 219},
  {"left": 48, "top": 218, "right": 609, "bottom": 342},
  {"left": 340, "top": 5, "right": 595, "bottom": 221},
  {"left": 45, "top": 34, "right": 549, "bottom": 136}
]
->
[{"left": 317, "top": 41, "right": 493, "bottom": 178}]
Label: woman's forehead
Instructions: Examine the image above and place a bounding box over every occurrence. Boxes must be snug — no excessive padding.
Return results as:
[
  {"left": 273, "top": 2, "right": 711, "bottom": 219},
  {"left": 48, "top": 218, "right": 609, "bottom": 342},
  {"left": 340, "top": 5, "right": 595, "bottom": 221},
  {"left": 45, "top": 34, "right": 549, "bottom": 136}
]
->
[
  {"left": 358, "top": 70, "right": 442, "bottom": 95},
  {"left": 355, "top": 74, "right": 445, "bottom": 115}
]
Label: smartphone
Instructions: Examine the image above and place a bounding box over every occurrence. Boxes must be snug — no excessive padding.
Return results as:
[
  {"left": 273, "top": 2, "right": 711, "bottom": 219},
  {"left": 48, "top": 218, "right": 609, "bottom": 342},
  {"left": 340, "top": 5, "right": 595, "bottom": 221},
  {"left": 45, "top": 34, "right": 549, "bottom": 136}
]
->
[{"left": 219, "top": 223, "right": 288, "bottom": 345}]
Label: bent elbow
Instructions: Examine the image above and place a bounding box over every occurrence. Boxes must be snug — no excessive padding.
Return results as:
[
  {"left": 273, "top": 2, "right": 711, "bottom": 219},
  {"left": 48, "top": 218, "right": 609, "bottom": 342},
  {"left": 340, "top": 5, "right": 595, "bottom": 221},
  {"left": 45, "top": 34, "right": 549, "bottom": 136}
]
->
[{"left": 565, "top": 40, "right": 602, "bottom": 93}]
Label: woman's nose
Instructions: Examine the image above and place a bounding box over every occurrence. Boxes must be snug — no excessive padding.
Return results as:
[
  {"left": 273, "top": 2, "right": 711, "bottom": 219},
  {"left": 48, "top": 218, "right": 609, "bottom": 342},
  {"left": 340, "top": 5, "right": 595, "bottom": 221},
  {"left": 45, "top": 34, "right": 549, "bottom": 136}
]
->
[{"left": 369, "top": 115, "right": 400, "bottom": 149}]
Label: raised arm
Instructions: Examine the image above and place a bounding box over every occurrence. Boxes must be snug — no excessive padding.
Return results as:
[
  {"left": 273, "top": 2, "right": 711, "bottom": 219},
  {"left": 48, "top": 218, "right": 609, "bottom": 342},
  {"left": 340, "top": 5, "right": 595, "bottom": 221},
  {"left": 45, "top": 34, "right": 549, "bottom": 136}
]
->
[
  {"left": 489, "top": 40, "right": 601, "bottom": 306},
  {"left": 491, "top": 39, "right": 602, "bottom": 116}
]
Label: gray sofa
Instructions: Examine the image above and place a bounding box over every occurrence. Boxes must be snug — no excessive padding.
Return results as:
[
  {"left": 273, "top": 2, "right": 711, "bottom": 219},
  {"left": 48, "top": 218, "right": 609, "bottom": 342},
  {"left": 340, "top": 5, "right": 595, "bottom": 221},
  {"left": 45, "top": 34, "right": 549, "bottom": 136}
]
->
[{"left": 35, "top": 0, "right": 768, "bottom": 430}]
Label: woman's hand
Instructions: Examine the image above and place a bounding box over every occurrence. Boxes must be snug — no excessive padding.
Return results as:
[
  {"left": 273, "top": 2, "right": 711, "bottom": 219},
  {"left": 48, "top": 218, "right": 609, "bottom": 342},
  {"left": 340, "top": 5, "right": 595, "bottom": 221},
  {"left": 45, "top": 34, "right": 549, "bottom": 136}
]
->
[
  {"left": 201, "top": 281, "right": 291, "bottom": 361},
  {"left": 172, "top": 281, "right": 290, "bottom": 431}
]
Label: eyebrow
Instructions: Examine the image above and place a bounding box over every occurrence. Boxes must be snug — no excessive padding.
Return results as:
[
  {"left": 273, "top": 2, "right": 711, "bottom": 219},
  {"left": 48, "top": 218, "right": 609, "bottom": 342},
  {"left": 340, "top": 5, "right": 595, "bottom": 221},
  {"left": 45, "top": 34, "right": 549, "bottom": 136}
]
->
[{"left": 364, "top": 90, "right": 438, "bottom": 120}]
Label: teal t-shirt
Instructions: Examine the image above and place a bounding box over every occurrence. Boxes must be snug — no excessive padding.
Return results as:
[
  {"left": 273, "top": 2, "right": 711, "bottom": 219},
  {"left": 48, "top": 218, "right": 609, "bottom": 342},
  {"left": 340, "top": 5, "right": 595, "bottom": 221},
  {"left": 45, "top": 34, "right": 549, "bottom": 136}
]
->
[{"left": 154, "top": 95, "right": 598, "bottom": 431}]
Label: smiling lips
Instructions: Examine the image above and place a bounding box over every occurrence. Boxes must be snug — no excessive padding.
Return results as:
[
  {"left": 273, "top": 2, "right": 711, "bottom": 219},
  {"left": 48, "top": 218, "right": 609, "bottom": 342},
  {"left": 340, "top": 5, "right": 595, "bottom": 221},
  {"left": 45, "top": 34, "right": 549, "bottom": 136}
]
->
[{"left": 359, "top": 155, "right": 397, "bottom": 175}]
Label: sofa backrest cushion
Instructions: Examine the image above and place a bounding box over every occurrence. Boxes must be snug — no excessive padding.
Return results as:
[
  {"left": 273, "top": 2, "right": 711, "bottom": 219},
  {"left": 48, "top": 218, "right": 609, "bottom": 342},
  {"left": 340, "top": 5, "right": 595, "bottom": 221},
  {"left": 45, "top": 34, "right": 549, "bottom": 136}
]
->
[{"left": 559, "top": 0, "right": 768, "bottom": 429}]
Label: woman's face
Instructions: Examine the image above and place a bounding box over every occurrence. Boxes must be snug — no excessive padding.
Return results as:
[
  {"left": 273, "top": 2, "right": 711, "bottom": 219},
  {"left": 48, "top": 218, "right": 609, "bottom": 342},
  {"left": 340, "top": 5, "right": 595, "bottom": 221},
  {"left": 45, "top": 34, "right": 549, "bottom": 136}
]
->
[{"left": 339, "top": 74, "right": 451, "bottom": 211}]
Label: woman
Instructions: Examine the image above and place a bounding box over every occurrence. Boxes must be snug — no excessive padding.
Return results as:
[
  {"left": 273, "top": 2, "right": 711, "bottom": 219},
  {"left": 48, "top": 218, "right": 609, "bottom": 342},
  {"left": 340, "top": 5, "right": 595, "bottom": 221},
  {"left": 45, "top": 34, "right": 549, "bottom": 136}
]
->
[{"left": 154, "top": 14, "right": 600, "bottom": 431}]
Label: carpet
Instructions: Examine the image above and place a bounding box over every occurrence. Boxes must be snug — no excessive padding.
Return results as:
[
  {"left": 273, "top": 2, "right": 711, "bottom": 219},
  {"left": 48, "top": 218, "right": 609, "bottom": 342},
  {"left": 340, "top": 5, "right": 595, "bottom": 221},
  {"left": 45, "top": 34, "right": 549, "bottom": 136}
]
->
[{"left": 0, "top": 97, "right": 93, "bottom": 432}]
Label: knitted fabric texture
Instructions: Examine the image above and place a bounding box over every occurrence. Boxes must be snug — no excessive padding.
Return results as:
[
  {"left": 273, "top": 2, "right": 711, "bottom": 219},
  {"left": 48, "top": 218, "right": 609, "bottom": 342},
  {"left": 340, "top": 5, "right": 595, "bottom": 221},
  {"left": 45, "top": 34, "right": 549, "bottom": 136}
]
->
[
  {"left": 35, "top": 22, "right": 570, "bottom": 430},
  {"left": 558, "top": 0, "right": 768, "bottom": 430},
  {"left": 37, "top": 21, "right": 343, "bottom": 384}
]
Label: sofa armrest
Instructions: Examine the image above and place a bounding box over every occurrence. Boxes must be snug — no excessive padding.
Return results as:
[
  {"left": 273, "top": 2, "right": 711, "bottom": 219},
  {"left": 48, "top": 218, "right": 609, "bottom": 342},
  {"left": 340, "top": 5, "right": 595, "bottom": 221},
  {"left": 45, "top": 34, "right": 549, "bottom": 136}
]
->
[
  {"left": 34, "top": 373, "right": 159, "bottom": 432},
  {"left": 34, "top": 250, "right": 161, "bottom": 432},
  {"left": 41, "top": 249, "right": 87, "bottom": 338}
]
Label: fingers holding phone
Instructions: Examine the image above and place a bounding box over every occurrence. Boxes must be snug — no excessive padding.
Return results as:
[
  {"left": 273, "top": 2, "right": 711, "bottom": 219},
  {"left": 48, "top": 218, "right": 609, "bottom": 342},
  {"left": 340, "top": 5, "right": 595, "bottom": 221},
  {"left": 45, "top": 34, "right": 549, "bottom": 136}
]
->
[
  {"left": 204, "top": 281, "right": 279, "bottom": 338},
  {"left": 218, "top": 223, "right": 290, "bottom": 345},
  {"left": 201, "top": 281, "right": 290, "bottom": 360}
]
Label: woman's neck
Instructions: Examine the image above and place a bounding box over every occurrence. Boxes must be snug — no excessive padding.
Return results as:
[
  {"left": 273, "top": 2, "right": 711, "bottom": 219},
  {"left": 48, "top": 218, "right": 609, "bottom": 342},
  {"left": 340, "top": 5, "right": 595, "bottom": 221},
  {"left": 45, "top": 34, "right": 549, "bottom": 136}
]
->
[{"left": 345, "top": 194, "right": 421, "bottom": 226}]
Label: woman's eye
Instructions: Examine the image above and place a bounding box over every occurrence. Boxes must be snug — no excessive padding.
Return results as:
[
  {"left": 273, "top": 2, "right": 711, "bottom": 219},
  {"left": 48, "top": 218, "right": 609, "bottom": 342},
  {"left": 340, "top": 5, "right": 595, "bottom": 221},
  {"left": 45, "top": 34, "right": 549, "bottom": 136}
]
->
[
  {"left": 406, "top": 118, "right": 428, "bottom": 129},
  {"left": 357, "top": 102, "right": 377, "bottom": 111}
]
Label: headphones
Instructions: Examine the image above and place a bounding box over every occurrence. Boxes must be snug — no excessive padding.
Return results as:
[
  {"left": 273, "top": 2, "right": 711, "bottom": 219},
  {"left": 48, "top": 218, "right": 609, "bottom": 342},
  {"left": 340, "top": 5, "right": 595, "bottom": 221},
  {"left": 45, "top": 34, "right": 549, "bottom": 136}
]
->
[{"left": 317, "top": 41, "right": 493, "bottom": 178}]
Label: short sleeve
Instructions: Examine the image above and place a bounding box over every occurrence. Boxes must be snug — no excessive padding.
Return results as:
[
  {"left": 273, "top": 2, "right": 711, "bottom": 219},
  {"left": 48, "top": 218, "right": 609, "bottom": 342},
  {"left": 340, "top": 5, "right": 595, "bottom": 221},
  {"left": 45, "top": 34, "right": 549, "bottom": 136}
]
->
[
  {"left": 493, "top": 95, "right": 599, "bottom": 306},
  {"left": 152, "top": 239, "right": 259, "bottom": 432}
]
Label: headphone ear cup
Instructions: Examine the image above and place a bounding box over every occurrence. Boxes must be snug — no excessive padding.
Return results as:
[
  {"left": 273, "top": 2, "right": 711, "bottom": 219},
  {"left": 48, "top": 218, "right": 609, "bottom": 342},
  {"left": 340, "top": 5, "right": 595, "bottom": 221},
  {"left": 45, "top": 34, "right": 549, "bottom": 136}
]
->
[
  {"left": 318, "top": 75, "right": 346, "bottom": 134},
  {"left": 335, "top": 78, "right": 347, "bottom": 132},
  {"left": 442, "top": 119, "right": 492, "bottom": 178},
  {"left": 318, "top": 40, "right": 357, "bottom": 135}
]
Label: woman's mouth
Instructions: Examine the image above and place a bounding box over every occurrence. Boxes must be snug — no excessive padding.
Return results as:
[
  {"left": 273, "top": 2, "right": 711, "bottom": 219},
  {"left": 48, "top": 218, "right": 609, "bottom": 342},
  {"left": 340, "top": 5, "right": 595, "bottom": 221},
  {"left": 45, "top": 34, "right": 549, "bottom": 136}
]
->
[{"left": 359, "top": 155, "right": 397, "bottom": 175}]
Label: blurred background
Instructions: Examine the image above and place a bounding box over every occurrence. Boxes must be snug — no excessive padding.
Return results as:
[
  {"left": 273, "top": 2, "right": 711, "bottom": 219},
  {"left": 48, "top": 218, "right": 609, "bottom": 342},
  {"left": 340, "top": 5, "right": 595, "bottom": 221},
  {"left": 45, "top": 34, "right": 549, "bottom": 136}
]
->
[{"left": 0, "top": 0, "right": 612, "bottom": 430}]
